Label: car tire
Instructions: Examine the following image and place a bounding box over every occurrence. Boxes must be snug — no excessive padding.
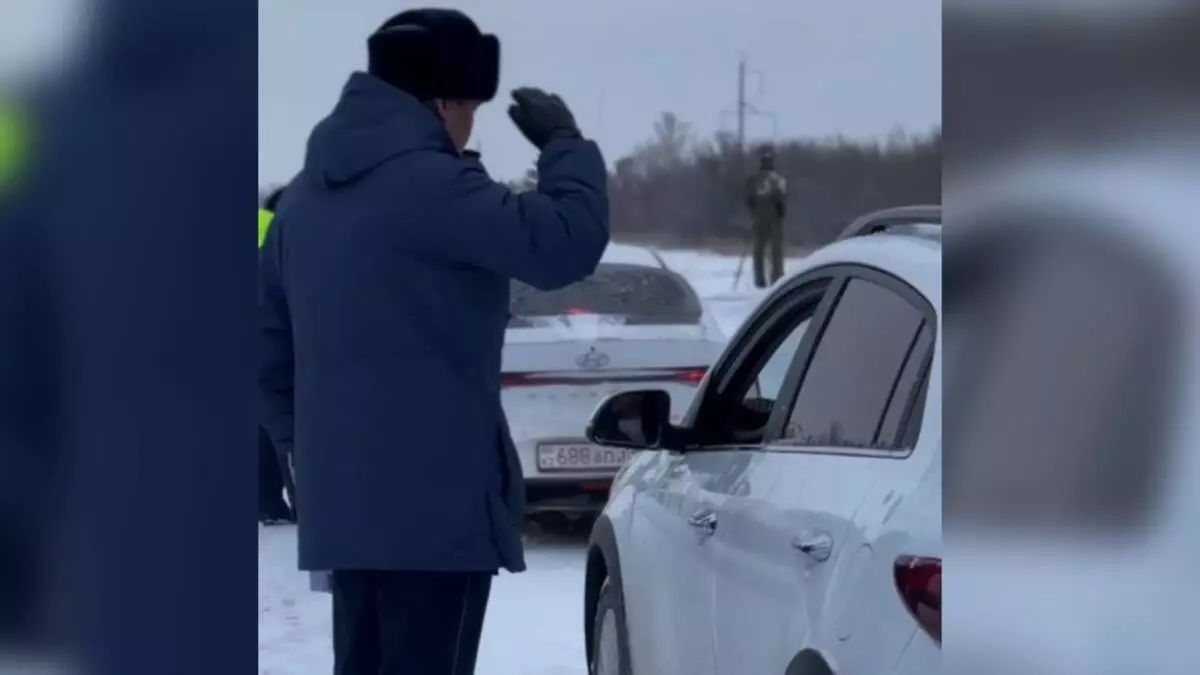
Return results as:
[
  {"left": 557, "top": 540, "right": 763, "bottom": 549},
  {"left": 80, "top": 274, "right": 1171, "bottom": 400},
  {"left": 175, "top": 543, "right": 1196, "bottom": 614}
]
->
[{"left": 590, "top": 578, "right": 633, "bottom": 675}]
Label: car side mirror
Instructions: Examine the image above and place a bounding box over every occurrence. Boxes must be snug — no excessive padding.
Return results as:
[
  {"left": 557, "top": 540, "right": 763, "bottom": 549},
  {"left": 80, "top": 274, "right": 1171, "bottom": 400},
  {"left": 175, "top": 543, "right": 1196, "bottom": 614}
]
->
[{"left": 587, "top": 389, "right": 671, "bottom": 450}]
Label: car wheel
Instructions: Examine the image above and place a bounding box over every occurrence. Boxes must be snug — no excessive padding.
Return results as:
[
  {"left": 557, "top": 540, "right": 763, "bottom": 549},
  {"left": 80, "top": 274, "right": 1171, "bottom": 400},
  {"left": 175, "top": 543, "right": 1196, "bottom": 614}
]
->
[{"left": 590, "top": 578, "right": 633, "bottom": 675}]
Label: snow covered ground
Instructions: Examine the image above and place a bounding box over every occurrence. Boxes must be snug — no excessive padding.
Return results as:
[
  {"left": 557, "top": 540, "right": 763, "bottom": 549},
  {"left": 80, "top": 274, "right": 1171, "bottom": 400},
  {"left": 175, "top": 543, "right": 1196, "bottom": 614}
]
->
[{"left": 257, "top": 249, "right": 808, "bottom": 675}]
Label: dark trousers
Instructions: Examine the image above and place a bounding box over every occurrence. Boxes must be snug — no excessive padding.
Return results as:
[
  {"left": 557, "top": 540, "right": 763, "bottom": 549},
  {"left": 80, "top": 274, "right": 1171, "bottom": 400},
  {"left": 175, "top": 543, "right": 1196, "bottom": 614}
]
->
[
  {"left": 331, "top": 570, "right": 492, "bottom": 675},
  {"left": 752, "top": 217, "right": 785, "bottom": 287},
  {"left": 258, "top": 426, "right": 290, "bottom": 518}
]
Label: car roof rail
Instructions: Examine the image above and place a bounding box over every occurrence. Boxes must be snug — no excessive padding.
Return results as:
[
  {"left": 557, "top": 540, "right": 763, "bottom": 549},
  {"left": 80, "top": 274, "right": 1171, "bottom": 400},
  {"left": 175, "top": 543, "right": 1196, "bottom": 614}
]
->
[{"left": 837, "top": 205, "right": 942, "bottom": 242}]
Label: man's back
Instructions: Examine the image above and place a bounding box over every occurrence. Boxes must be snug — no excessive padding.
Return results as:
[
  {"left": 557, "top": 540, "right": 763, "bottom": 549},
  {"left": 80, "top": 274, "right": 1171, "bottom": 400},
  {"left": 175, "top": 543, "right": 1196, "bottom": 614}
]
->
[{"left": 260, "top": 72, "right": 609, "bottom": 573}]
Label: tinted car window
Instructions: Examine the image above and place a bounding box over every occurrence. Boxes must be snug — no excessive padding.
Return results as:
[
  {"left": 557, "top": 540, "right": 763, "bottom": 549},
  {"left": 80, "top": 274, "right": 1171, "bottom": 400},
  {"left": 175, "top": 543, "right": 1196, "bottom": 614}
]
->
[
  {"left": 782, "top": 278, "right": 926, "bottom": 449},
  {"left": 876, "top": 322, "right": 935, "bottom": 448},
  {"left": 509, "top": 263, "right": 702, "bottom": 326}
]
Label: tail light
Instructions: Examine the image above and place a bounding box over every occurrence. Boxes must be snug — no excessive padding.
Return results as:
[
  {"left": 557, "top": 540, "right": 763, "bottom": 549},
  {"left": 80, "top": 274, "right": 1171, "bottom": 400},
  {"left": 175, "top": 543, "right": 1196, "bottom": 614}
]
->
[
  {"left": 501, "top": 372, "right": 536, "bottom": 388},
  {"left": 672, "top": 368, "right": 707, "bottom": 384},
  {"left": 894, "top": 555, "right": 941, "bottom": 645},
  {"left": 501, "top": 368, "right": 707, "bottom": 388}
]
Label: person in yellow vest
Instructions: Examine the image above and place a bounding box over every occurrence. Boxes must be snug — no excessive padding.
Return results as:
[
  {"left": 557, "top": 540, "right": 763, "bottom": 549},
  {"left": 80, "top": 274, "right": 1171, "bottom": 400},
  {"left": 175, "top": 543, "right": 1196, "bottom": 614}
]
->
[
  {"left": 258, "top": 208, "right": 272, "bottom": 248},
  {"left": 258, "top": 187, "right": 284, "bottom": 248},
  {"left": 0, "top": 102, "right": 29, "bottom": 193},
  {"left": 258, "top": 187, "right": 295, "bottom": 524}
]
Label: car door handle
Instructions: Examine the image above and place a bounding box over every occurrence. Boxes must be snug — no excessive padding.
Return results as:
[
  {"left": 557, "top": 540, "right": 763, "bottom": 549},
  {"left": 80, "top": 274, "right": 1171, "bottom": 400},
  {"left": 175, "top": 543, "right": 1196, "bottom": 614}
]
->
[
  {"left": 791, "top": 531, "right": 833, "bottom": 562},
  {"left": 687, "top": 510, "right": 718, "bottom": 536}
]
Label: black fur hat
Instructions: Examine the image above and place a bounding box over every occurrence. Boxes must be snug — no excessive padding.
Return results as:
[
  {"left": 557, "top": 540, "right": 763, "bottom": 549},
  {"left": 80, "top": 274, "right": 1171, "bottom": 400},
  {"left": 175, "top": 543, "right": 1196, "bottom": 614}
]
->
[{"left": 367, "top": 8, "right": 500, "bottom": 102}]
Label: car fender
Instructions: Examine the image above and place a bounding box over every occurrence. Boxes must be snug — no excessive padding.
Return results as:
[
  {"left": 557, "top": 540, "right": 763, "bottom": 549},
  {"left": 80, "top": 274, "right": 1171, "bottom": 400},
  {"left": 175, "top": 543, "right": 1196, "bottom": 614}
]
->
[{"left": 584, "top": 513, "right": 626, "bottom": 666}]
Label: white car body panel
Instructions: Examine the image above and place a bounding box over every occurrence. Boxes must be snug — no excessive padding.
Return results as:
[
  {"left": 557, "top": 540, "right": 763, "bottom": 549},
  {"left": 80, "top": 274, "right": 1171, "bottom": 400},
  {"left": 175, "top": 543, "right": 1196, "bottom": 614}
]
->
[{"left": 603, "top": 226, "right": 942, "bottom": 675}]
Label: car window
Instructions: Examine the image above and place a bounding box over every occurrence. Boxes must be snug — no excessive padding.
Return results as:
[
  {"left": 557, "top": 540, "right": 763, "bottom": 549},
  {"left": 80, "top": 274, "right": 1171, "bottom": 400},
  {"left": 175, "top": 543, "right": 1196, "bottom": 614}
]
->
[
  {"left": 509, "top": 263, "right": 702, "bottom": 326},
  {"left": 876, "top": 322, "right": 935, "bottom": 448},
  {"left": 752, "top": 318, "right": 811, "bottom": 401},
  {"left": 688, "top": 280, "right": 828, "bottom": 448},
  {"left": 781, "top": 278, "right": 929, "bottom": 450}
]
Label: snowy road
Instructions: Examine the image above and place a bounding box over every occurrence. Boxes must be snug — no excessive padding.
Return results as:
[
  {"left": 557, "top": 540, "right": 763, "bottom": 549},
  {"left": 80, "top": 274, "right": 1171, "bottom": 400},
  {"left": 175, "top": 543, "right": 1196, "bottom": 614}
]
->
[{"left": 258, "top": 249, "right": 807, "bottom": 674}]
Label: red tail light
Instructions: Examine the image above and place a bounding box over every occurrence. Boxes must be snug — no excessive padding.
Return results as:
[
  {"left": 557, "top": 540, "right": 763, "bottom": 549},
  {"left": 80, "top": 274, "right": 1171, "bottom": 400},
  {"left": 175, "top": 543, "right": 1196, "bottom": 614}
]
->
[
  {"left": 894, "top": 555, "right": 941, "bottom": 646},
  {"left": 673, "top": 368, "right": 707, "bottom": 383},
  {"left": 501, "top": 372, "right": 536, "bottom": 388},
  {"left": 501, "top": 368, "right": 707, "bottom": 389}
]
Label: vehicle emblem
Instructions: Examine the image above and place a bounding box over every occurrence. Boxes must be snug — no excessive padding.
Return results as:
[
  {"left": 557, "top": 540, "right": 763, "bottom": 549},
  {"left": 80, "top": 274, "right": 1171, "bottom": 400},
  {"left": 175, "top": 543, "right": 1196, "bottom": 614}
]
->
[{"left": 575, "top": 347, "right": 610, "bottom": 370}]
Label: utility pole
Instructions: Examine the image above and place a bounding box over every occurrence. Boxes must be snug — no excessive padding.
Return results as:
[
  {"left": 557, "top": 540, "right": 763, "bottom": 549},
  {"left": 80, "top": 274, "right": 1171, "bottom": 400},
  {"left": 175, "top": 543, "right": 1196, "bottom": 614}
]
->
[
  {"left": 736, "top": 54, "right": 746, "bottom": 154},
  {"left": 721, "top": 52, "right": 776, "bottom": 159}
]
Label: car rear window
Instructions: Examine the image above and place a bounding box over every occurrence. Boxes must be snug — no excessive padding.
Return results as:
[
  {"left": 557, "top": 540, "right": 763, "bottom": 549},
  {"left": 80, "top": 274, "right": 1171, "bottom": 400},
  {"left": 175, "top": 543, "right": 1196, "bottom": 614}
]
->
[{"left": 509, "top": 263, "right": 703, "bottom": 326}]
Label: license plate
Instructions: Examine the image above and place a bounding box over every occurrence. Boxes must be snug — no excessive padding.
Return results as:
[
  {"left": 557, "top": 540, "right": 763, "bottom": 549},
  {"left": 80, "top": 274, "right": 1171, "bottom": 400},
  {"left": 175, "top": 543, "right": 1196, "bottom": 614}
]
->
[{"left": 536, "top": 443, "right": 631, "bottom": 472}]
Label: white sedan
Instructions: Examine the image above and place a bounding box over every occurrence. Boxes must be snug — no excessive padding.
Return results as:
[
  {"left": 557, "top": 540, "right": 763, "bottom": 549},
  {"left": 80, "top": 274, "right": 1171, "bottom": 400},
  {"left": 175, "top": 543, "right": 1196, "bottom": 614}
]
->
[{"left": 503, "top": 243, "right": 726, "bottom": 516}]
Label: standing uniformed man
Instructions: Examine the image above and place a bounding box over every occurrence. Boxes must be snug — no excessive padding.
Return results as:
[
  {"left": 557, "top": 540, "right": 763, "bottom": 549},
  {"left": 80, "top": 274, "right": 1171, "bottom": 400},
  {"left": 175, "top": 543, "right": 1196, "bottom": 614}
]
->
[
  {"left": 259, "top": 8, "right": 609, "bottom": 672},
  {"left": 744, "top": 144, "right": 788, "bottom": 288}
]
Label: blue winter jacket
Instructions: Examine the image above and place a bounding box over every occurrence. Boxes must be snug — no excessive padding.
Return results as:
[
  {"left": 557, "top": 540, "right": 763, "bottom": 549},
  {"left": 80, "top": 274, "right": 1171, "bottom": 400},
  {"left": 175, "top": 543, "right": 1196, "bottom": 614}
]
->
[{"left": 259, "top": 72, "right": 609, "bottom": 572}]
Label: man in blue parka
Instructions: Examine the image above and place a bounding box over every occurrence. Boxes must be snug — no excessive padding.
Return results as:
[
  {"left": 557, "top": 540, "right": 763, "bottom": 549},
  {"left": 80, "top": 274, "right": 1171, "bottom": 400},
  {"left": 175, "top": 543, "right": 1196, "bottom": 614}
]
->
[{"left": 258, "top": 8, "right": 608, "bottom": 674}]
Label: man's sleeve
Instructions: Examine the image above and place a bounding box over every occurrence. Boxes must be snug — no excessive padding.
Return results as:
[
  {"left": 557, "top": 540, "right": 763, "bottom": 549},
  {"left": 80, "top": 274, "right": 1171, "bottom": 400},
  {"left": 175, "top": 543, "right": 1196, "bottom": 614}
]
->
[
  {"left": 259, "top": 221, "right": 294, "bottom": 459},
  {"left": 426, "top": 137, "right": 610, "bottom": 291}
]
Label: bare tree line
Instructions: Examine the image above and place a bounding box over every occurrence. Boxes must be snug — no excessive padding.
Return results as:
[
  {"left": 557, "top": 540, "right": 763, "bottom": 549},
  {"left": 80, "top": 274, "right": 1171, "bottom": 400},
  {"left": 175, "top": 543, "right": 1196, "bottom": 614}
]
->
[
  {"left": 512, "top": 112, "right": 940, "bottom": 251},
  {"left": 263, "top": 111, "right": 940, "bottom": 253}
]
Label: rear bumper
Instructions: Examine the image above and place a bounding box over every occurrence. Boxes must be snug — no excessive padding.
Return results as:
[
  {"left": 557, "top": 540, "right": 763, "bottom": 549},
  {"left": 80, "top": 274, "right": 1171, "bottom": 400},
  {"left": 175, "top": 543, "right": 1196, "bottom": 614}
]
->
[
  {"left": 513, "top": 437, "right": 624, "bottom": 513},
  {"left": 524, "top": 477, "right": 614, "bottom": 513}
]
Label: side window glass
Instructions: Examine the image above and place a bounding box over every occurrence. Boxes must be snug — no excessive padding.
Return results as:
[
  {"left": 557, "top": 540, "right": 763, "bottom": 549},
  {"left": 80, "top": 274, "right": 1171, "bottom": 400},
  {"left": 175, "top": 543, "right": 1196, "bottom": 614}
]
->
[
  {"left": 876, "top": 322, "right": 935, "bottom": 448},
  {"left": 752, "top": 317, "right": 812, "bottom": 401},
  {"left": 693, "top": 284, "right": 826, "bottom": 448},
  {"left": 781, "top": 278, "right": 926, "bottom": 450}
]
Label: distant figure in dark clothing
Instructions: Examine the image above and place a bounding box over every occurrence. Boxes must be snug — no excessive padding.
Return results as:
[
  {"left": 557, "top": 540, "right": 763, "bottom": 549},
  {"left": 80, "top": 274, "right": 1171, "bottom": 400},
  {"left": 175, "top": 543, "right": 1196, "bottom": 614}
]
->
[{"left": 745, "top": 144, "right": 788, "bottom": 288}]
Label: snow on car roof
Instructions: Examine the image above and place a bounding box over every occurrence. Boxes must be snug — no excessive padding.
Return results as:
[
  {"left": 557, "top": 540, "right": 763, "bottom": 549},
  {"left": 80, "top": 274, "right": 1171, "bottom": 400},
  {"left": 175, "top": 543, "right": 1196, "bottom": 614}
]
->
[{"left": 600, "top": 242, "right": 664, "bottom": 268}]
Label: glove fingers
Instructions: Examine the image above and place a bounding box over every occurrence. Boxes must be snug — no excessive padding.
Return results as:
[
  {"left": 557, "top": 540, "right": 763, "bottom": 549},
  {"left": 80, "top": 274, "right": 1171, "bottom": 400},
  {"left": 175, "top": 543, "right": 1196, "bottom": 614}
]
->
[
  {"left": 508, "top": 104, "right": 532, "bottom": 133},
  {"left": 510, "top": 87, "right": 538, "bottom": 107}
]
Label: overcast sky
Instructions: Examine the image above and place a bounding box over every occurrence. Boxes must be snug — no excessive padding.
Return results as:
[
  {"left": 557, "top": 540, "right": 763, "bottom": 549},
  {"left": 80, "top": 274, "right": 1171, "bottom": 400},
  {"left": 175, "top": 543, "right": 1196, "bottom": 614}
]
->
[{"left": 260, "top": 0, "right": 941, "bottom": 184}]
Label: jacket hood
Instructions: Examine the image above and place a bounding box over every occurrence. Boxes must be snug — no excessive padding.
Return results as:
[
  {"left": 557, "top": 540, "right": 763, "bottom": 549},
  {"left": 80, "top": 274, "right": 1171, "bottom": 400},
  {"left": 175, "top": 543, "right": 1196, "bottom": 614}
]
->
[{"left": 304, "top": 72, "right": 456, "bottom": 188}]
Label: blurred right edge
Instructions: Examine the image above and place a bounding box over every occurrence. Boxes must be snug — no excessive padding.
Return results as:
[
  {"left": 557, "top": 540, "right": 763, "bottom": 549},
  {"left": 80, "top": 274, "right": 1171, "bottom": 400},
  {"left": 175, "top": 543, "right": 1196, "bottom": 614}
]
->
[{"left": 943, "top": 2, "right": 1200, "bottom": 675}]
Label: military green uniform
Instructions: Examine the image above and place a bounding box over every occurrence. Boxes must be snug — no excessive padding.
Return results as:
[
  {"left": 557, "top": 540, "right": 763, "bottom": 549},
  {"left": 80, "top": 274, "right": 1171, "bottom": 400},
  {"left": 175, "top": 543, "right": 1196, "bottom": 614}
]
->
[{"left": 745, "top": 158, "right": 787, "bottom": 288}]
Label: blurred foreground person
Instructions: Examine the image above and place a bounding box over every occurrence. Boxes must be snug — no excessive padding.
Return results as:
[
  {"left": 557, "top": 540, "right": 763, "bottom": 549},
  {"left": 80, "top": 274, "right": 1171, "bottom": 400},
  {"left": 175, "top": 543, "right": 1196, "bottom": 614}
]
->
[
  {"left": 258, "top": 8, "right": 609, "bottom": 675},
  {"left": 745, "top": 144, "right": 787, "bottom": 287},
  {"left": 257, "top": 188, "right": 295, "bottom": 525},
  {"left": 0, "top": 91, "right": 56, "bottom": 654}
]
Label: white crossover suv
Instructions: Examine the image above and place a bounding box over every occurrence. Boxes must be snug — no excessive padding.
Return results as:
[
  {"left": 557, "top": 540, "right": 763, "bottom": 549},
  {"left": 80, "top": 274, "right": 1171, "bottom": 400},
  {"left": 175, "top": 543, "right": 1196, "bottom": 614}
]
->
[{"left": 582, "top": 206, "right": 942, "bottom": 675}]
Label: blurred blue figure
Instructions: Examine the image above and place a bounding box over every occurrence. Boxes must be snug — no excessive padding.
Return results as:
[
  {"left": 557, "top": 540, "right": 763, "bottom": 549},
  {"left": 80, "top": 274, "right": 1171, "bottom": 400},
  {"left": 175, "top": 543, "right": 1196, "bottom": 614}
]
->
[
  {"left": 15, "top": 3, "right": 260, "bottom": 675},
  {"left": 259, "top": 8, "right": 608, "bottom": 674},
  {"left": 0, "top": 87, "right": 60, "bottom": 655}
]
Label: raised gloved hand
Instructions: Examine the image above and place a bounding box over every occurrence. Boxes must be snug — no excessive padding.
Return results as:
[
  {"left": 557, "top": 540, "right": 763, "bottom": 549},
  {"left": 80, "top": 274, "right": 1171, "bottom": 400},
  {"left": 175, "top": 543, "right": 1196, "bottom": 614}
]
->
[{"left": 507, "top": 87, "right": 581, "bottom": 151}]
